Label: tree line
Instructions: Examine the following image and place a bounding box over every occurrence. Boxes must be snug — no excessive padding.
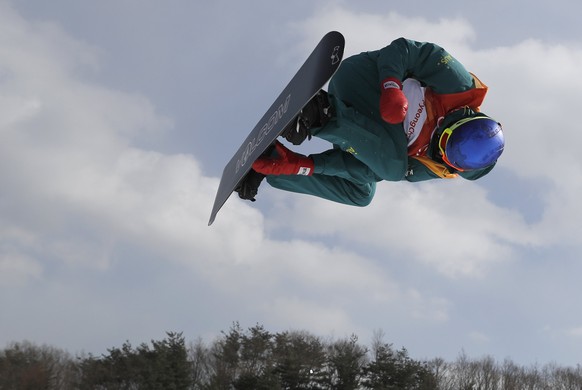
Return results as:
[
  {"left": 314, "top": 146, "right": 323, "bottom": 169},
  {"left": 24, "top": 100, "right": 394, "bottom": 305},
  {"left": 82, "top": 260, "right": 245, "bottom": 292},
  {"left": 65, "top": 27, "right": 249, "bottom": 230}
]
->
[{"left": 1, "top": 323, "right": 581, "bottom": 389}]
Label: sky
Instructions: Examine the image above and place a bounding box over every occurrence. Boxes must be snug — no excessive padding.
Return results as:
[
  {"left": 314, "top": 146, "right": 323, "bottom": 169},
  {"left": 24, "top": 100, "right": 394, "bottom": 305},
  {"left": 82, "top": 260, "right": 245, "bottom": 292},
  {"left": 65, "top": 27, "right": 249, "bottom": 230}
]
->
[{"left": 1, "top": 0, "right": 582, "bottom": 367}]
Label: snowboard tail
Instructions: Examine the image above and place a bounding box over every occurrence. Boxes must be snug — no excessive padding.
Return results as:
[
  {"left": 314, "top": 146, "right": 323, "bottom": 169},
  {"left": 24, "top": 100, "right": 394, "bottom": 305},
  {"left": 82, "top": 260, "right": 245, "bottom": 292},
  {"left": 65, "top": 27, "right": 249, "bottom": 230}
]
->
[{"left": 209, "top": 31, "right": 345, "bottom": 225}]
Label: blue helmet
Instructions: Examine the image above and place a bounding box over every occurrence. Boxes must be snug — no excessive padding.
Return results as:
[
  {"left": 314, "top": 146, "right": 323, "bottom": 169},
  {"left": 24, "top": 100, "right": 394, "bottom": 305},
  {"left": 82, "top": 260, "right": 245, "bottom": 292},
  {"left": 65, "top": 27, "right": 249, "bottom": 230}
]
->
[{"left": 438, "top": 115, "right": 505, "bottom": 171}]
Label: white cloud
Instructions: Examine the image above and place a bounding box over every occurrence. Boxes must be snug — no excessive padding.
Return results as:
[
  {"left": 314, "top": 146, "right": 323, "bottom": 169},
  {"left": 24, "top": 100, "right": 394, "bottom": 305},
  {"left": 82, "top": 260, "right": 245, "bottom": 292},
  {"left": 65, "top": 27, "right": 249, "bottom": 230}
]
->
[
  {"left": 263, "top": 297, "right": 353, "bottom": 335},
  {"left": 0, "top": 4, "right": 183, "bottom": 269},
  {"left": 269, "top": 180, "right": 533, "bottom": 278},
  {"left": 0, "top": 251, "right": 42, "bottom": 286},
  {"left": 567, "top": 327, "right": 582, "bottom": 338},
  {"left": 469, "top": 41, "right": 582, "bottom": 244},
  {"left": 468, "top": 330, "right": 491, "bottom": 344},
  {"left": 290, "top": 4, "right": 476, "bottom": 58}
]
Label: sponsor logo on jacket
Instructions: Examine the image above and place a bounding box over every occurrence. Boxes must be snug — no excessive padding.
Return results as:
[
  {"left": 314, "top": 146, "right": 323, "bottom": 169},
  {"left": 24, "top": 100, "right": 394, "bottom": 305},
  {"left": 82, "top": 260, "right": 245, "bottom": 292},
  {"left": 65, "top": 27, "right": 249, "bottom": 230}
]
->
[{"left": 406, "top": 101, "right": 425, "bottom": 142}]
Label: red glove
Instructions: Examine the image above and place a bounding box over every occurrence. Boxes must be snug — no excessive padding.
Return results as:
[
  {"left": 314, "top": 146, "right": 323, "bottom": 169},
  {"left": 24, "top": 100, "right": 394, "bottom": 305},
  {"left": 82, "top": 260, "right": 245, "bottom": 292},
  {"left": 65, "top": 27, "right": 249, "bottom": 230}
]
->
[
  {"left": 379, "top": 77, "right": 408, "bottom": 124},
  {"left": 252, "top": 142, "right": 314, "bottom": 176}
]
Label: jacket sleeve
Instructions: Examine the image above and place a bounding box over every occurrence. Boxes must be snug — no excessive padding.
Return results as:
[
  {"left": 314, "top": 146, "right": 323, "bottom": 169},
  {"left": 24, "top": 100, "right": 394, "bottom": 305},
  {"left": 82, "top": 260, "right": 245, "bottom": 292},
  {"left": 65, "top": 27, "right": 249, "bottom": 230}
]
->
[{"left": 376, "top": 38, "right": 474, "bottom": 94}]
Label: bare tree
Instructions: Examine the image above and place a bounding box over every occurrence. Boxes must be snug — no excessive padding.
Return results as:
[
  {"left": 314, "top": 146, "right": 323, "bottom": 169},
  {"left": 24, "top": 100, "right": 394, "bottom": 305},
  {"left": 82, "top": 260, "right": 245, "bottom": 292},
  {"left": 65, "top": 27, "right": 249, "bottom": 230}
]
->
[
  {"left": 427, "top": 357, "right": 453, "bottom": 390},
  {"left": 0, "top": 341, "right": 77, "bottom": 390}
]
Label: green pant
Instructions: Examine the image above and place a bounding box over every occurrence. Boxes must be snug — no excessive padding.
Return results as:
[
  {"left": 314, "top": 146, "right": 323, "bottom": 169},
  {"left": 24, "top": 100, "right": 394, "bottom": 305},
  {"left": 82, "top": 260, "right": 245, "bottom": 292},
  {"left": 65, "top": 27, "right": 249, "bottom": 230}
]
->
[{"left": 267, "top": 53, "right": 408, "bottom": 206}]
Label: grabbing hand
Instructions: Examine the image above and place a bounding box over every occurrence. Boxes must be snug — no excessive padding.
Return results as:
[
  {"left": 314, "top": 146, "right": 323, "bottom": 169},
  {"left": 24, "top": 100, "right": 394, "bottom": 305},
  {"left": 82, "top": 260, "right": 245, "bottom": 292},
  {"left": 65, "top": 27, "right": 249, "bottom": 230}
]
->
[
  {"left": 252, "top": 141, "right": 314, "bottom": 176},
  {"left": 379, "top": 77, "right": 408, "bottom": 124}
]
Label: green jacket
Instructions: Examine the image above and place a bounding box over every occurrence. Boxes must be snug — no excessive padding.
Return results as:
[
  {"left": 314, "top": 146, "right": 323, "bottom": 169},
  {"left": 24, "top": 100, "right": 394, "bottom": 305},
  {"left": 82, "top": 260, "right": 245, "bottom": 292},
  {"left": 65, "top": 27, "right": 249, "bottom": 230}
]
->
[{"left": 267, "top": 38, "right": 495, "bottom": 206}]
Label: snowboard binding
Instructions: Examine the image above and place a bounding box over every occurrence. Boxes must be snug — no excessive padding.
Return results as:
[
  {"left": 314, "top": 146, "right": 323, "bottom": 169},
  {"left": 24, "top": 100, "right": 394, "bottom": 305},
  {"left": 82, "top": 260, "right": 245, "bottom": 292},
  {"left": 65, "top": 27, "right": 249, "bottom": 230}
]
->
[{"left": 282, "top": 90, "right": 333, "bottom": 145}]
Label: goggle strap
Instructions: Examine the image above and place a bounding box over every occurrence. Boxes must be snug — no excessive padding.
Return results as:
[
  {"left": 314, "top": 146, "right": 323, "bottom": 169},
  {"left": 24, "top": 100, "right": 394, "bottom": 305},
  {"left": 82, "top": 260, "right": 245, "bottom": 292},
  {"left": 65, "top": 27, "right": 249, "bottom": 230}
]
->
[{"left": 438, "top": 116, "right": 491, "bottom": 171}]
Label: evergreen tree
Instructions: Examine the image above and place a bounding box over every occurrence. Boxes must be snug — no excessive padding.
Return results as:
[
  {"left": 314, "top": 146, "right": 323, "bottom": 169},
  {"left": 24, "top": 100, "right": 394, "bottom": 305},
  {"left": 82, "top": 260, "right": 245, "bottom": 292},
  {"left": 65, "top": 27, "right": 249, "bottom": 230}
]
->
[
  {"left": 326, "top": 334, "right": 368, "bottom": 389},
  {"left": 78, "top": 332, "right": 191, "bottom": 389},
  {"left": 362, "top": 341, "right": 435, "bottom": 389}
]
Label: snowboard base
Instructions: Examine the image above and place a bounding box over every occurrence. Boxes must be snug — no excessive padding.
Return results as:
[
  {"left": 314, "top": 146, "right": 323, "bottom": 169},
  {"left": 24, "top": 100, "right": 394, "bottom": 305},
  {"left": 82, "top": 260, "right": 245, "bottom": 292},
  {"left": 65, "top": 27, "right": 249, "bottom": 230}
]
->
[{"left": 209, "top": 31, "right": 344, "bottom": 225}]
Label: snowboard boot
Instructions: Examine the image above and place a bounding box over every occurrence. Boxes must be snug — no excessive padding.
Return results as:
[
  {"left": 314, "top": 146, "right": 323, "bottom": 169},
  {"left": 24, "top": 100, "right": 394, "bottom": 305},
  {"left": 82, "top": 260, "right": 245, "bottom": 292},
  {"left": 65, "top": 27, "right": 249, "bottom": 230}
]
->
[{"left": 282, "top": 90, "right": 334, "bottom": 145}]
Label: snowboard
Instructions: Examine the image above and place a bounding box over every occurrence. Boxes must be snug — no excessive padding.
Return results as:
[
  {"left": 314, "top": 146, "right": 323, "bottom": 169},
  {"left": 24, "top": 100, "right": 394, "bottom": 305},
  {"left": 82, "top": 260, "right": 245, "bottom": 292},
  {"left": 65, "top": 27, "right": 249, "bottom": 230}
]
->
[{"left": 208, "top": 31, "right": 345, "bottom": 225}]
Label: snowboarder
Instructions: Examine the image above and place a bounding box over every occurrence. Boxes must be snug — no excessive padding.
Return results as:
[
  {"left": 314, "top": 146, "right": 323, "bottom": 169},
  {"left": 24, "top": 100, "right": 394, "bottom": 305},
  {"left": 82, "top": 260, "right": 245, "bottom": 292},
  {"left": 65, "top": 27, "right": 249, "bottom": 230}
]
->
[{"left": 235, "top": 37, "right": 505, "bottom": 206}]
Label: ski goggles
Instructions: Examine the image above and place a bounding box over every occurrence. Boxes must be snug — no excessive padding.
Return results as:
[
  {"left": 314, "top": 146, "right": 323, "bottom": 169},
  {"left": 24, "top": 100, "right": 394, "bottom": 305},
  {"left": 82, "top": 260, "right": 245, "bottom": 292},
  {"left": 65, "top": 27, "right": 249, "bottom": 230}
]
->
[{"left": 438, "top": 116, "right": 487, "bottom": 172}]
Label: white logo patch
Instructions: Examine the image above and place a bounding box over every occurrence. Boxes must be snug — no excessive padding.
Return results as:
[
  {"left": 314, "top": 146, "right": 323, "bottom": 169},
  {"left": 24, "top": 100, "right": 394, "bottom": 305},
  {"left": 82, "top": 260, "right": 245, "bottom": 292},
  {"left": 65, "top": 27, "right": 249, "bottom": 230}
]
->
[{"left": 297, "top": 167, "right": 311, "bottom": 176}]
